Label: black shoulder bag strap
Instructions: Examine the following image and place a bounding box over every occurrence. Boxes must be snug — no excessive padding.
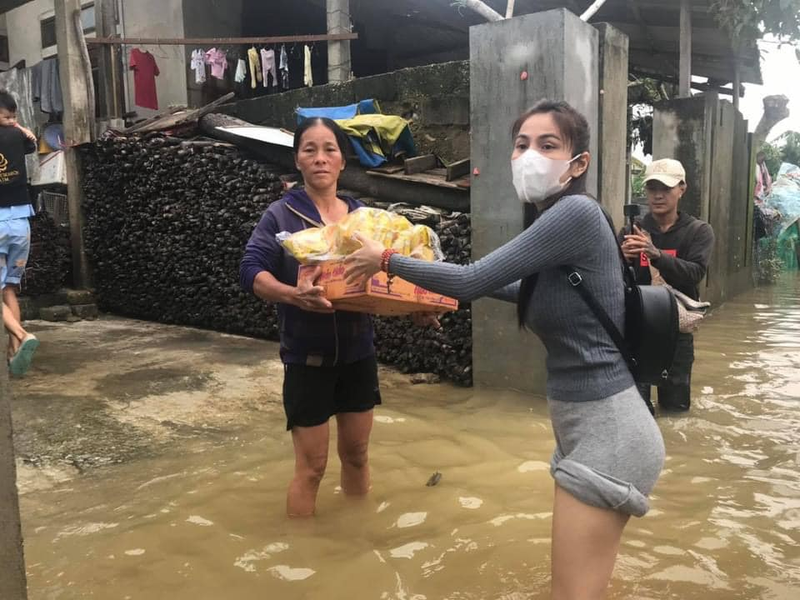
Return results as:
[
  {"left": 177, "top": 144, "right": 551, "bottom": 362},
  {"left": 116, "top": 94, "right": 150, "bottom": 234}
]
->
[
  {"left": 558, "top": 266, "right": 636, "bottom": 371},
  {"left": 560, "top": 207, "right": 656, "bottom": 415}
]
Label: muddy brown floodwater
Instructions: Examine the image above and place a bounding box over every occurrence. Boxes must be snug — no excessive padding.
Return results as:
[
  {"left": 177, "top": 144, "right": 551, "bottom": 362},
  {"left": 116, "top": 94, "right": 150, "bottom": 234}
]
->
[{"left": 18, "top": 276, "right": 800, "bottom": 599}]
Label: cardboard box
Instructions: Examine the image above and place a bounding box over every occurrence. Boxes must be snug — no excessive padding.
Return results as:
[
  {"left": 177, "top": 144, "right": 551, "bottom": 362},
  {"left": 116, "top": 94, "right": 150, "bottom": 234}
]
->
[{"left": 299, "top": 261, "right": 459, "bottom": 316}]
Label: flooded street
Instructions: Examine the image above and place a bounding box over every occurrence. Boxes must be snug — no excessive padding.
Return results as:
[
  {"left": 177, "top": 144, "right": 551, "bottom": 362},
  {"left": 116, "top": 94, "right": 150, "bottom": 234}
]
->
[{"left": 19, "top": 276, "right": 800, "bottom": 599}]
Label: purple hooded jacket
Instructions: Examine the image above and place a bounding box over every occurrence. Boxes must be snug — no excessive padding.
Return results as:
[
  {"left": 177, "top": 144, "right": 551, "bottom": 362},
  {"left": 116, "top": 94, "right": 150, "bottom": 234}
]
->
[{"left": 239, "top": 188, "right": 375, "bottom": 366}]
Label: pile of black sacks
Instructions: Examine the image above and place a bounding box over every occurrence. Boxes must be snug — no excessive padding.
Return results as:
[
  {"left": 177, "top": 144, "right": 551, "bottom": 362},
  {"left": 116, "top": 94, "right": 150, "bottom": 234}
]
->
[
  {"left": 23, "top": 210, "right": 70, "bottom": 296},
  {"left": 81, "top": 134, "right": 473, "bottom": 385}
]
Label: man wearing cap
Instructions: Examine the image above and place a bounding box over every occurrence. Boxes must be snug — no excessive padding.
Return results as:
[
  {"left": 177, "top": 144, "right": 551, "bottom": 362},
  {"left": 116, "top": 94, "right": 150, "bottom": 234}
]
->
[{"left": 622, "top": 158, "right": 715, "bottom": 412}]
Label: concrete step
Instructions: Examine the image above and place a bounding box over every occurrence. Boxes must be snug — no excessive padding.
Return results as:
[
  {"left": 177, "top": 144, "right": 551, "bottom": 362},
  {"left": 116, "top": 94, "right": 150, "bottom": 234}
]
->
[
  {"left": 71, "top": 304, "right": 99, "bottom": 320},
  {"left": 40, "top": 305, "right": 73, "bottom": 322}
]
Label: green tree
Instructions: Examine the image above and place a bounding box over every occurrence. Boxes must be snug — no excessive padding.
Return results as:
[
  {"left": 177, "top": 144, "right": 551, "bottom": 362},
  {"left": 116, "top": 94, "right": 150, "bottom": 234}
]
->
[
  {"left": 779, "top": 131, "right": 800, "bottom": 166},
  {"left": 759, "top": 142, "right": 783, "bottom": 177},
  {"left": 711, "top": 0, "right": 800, "bottom": 42}
]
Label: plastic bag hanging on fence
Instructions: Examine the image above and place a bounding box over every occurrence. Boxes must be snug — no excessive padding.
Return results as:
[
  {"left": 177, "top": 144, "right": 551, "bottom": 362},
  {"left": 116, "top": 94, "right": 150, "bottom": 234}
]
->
[{"left": 648, "top": 264, "right": 710, "bottom": 333}]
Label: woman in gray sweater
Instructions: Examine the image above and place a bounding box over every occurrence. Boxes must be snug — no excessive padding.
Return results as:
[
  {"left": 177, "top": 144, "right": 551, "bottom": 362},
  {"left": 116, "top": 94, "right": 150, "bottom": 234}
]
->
[{"left": 345, "top": 100, "right": 665, "bottom": 599}]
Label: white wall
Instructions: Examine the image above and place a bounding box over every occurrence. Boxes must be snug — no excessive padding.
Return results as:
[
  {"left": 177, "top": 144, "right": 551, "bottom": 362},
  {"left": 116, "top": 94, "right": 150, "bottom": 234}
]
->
[
  {"left": 0, "top": 13, "right": 9, "bottom": 71},
  {"left": 119, "top": 0, "right": 187, "bottom": 118},
  {"left": 6, "top": 0, "right": 52, "bottom": 66},
  {"left": 3, "top": 0, "right": 188, "bottom": 118}
]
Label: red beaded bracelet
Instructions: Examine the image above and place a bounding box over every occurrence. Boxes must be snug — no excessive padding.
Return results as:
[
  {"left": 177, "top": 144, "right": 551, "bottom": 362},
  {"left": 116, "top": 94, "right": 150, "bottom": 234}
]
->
[{"left": 380, "top": 249, "right": 399, "bottom": 273}]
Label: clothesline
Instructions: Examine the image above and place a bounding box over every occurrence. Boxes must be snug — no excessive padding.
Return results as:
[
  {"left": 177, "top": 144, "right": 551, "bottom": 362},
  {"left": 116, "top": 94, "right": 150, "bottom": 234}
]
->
[{"left": 87, "top": 33, "right": 358, "bottom": 46}]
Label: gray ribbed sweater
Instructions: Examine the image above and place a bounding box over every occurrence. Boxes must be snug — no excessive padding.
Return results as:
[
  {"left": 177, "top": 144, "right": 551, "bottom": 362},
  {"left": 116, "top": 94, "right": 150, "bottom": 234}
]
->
[{"left": 389, "top": 195, "right": 635, "bottom": 402}]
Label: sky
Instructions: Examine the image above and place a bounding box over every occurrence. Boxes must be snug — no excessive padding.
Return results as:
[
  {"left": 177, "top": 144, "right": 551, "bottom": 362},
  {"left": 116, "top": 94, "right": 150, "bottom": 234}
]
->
[{"left": 740, "top": 39, "right": 800, "bottom": 141}]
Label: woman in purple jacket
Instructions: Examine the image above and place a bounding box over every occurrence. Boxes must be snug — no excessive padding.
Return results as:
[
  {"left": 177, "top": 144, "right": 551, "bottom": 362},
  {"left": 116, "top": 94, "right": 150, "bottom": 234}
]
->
[{"left": 240, "top": 118, "right": 382, "bottom": 517}]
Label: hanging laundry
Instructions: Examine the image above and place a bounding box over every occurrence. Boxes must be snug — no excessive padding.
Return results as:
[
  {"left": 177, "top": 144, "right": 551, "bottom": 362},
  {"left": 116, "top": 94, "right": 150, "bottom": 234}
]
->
[
  {"left": 260, "top": 49, "right": 277, "bottom": 89},
  {"left": 204, "top": 48, "right": 228, "bottom": 80},
  {"left": 190, "top": 49, "right": 206, "bottom": 84},
  {"left": 31, "top": 57, "right": 64, "bottom": 114},
  {"left": 129, "top": 48, "right": 160, "bottom": 110},
  {"left": 235, "top": 58, "right": 247, "bottom": 84},
  {"left": 247, "top": 46, "right": 261, "bottom": 89},
  {"left": 279, "top": 44, "right": 289, "bottom": 90},
  {"left": 304, "top": 45, "right": 313, "bottom": 88}
]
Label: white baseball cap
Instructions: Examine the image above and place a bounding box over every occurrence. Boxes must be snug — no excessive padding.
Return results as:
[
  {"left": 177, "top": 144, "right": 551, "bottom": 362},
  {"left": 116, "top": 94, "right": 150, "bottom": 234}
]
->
[{"left": 643, "top": 159, "right": 686, "bottom": 188}]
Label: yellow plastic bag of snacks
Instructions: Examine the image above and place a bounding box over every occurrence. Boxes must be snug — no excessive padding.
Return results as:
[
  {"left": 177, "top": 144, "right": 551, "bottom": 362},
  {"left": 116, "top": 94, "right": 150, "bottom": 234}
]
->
[{"left": 277, "top": 207, "right": 443, "bottom": 265}]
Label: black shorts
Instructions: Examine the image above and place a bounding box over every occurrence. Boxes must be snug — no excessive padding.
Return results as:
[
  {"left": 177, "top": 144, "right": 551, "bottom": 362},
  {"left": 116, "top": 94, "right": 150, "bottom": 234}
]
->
[{"left": 282, "top": 356, "right": 382, "bottom": 431}]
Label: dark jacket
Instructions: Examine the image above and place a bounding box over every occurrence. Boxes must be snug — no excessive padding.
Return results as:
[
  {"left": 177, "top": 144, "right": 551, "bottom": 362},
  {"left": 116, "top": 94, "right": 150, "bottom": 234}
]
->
[
  {"left": 0, "top": 126, "right": 37, "bottom": 207},
  {"left": 239, "top": 188, "right": 374, "bottom": 366},
  {"left": 631, "top": 212, "right": 715, "bottom": 300}
]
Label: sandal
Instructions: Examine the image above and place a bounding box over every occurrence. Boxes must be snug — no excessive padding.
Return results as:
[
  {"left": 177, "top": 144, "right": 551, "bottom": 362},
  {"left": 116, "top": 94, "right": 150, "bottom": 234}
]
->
[{"left": 9, "top": 335, "right": 39, "bottom": 377}]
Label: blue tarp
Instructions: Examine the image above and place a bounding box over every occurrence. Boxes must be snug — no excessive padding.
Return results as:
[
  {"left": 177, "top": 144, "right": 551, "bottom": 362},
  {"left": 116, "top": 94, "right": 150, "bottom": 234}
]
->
[
  {"left": 295, "top": 99, "right": 380, "bottom": 124},
  {"left": 763, "top": 162, "right": 800, "bottom": 271},
  {"left": 295, "top": 99, "right": 416, "bottom": 168}
]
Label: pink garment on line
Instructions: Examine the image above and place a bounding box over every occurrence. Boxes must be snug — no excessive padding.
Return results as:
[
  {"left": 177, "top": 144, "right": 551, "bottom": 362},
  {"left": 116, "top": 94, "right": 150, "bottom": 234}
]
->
[
  {"left": 260, "top": 49, "right": 277, "bottom": 88},
  {"left": 205, "top": 48, "right": 228, "bottom": 80}
]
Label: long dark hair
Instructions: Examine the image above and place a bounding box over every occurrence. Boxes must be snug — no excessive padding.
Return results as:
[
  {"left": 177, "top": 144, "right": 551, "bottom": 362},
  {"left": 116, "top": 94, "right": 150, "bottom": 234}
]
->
[
  {"left": 514, "top": 100, "right": 591, "bottom": 328},
  {"left": 293, "top": 117, "right": 351, "bottom": 163}
]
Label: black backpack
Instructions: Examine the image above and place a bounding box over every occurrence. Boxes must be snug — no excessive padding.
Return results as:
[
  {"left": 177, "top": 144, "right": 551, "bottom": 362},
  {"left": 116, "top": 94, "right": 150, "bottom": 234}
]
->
[{"left": 562, "top": 212, "right": 679, "bottom": 415}]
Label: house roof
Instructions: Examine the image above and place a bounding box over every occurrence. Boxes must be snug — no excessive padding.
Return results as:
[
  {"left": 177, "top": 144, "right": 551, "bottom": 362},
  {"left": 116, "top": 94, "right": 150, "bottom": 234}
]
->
[
  {"left": 360, "top": 0, "right": 762, "bottom": 86},
  {"left": 0, "top": 0, "right": 28, "bottom": 14}
]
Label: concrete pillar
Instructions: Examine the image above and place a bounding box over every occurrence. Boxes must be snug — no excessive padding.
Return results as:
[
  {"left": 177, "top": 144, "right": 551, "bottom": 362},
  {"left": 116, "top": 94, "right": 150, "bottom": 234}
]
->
[
  {"left": 56, "top": 0, "right": 93, "bottom": 289},
  {"left": 327, "top": 0, "right": 351, "bottom": 83},
  {"left": 653, "top": 94, "right": 753, "bottom": 304},
  {"left": 679, "top": 0, "right": 692, "bottom": 98},
  {"left": 596, "top": 23, "right": 629, "bottom": 230},
  {"left": 470, "top": 9, "right": 599, "bottom": 393},
  {"left": 652, "top": 95, "right": 714, "bottom": 222},
  {"left": 0, "top": 326, "right": 27, "bottom": 599}
]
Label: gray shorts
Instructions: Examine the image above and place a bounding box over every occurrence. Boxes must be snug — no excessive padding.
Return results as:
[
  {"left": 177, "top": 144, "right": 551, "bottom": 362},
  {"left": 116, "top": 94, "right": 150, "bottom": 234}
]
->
[{"left": 548, "top": 385, "right": 665, "bottom": 517}]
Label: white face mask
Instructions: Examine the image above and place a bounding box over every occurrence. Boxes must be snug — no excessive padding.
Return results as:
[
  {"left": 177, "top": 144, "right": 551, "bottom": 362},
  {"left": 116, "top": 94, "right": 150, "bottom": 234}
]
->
[{"left": 511, "top": 150, "right": 580, "bottom": 205}]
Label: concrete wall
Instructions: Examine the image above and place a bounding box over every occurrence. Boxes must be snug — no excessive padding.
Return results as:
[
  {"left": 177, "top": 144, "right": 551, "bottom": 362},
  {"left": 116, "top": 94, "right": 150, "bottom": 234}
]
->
[
  {"left": 6, "top": 0, "right": 53, "bottom": 65},
  {"left": 469, "top": 9, "right": 599, "bottom": 394},
  {"left": 0, "top": 14, "right": 7, "bottom": 71},
  {"left": 119, "top": 0, "right": 187, "bottom": 118},
  {"left": 596, "top": 23, "right": 629, "bottom": 230},
  {"left": 3, "top": 0, "right": 188, "bottom": 117},
  {"left": 222, "top": 60, "right": 471, "bottom": 163},
  {"left": 653, "top": 96, "right": 712, "bottom": 223},
  {"left": 653, "top": 95, "right": 753, "bottom": 305}
]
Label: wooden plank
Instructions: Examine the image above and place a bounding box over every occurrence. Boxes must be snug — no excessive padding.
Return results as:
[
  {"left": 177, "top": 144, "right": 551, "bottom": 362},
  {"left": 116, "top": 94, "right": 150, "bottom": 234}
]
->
[
  {"left": 371, "top": 164, "right": 405, "bottom": 174},
  {"left": 404, "top": 154, "right": 438, "bottom": 175},
  {"left": 125, "top": 106, "right": 186, "bottom": 133},
  {"left": 178, "top": 92, "right": 236, "bottom": 124},
  {"left": 133, "top": 92, "right": 236, "bottom": 133},
  {"left": 87, "top": 33, "right": 358, "bottom": 46},
  {"left": 446, "top": 158, "right": 470, "bottom": 181},
  {"left": 367, "top": 169, "right": 469, "bottom": 191}
]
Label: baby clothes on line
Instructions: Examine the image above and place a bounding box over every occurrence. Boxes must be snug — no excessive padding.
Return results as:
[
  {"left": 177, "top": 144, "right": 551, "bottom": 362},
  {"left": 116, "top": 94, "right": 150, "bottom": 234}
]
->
[
  {"left": 247, "top": 47, "right": 261, "bottom": 89},
  {"left": 304, "top": 45, "right": 313, "bottom": 87},
  {"left": 235, "top": 58, "right": 247, "bottom": 84},
  {"left": 260, "top": 49, "right": 277, "bottom": 89},
  {"left": 190, "top": 49, "right": 206, "bottom": 84},
  {"left": 279, "top": 44, "right": 289, "bottom": 89},
  {"left": 205, "top": 48, "right": 228, "bottom": 80}
]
